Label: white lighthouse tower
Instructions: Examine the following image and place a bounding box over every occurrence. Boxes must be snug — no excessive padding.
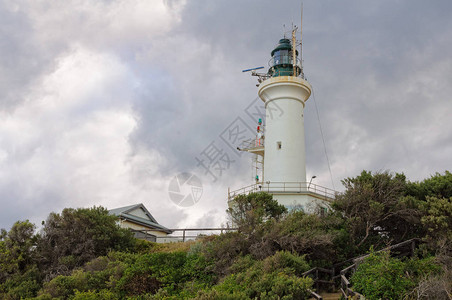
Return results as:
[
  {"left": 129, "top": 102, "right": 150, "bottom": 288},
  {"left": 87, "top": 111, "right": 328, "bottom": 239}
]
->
[
  {"left": 261, "top": 37, "right": 310, "bottom": 187},
  {"left": 229, "top": 28, "right": 335, "bottom": 211}
]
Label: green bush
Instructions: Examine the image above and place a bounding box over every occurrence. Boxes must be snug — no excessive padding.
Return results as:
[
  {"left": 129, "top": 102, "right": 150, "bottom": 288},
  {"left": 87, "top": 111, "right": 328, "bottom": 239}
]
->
[
  {"left": 33, "top": 249, "right": 215, "bottom": 299},
  {"left": 72, "top": 289, "right": 119, "bottom": 300},
  {"left": 262, "top": 251, "right": 310, "bottom": 276},
  {"left": 185, "top": 243, "right": 216, "bottom": 285},
  {"left": 211, "top": 252, "right": 313, "bottom": 299},
  {"left": 194, "top": 288, "right": 250, "bottom": 299},
  {"left": 252, "top": 210, "right": 351, "bottom": 265},
  {"left": 0, "top": 266, "right": 41, "bottom": 299},
  {"left": 262, "top": 272, "right": 313, "bottom": 300},
  {"left": 115, "top": 250, "right": 215, "bottom": 298},
  {"left": 228, "top": 255, "right": 256, "bottom": 274},
  {"left": 351, "top": 251, "right": 441, "bottom": 300},
  {"left": 201, "top": 232, "right": 251, "bottom": 277},
  {"left": 37, "top": 251, "right": 135, "bottom": 299}
]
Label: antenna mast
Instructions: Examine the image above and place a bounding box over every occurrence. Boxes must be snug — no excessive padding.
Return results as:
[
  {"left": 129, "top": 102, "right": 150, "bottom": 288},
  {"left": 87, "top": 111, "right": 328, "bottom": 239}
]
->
[
  {"left": 292, "top": 27, "right": 297, "bottom": 77},
  {"left": 300, "top": 2, "right": 304, "bottom": 78}
]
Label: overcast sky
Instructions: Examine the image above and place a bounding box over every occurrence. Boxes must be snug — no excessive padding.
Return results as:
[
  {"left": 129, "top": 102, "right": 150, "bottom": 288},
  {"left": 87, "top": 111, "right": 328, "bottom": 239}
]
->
[{"left": 1, "top": 0, "right": 451, "bottom": 231}]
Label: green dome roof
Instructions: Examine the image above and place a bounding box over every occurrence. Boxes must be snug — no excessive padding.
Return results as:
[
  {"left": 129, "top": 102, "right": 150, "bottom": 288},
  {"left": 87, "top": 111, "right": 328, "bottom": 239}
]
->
[
  {"left": 271, "top": 38, "right": 298, "bottom": 56},
  {"left": 271, "top": 39, "right": 292, "bottom": 56}
]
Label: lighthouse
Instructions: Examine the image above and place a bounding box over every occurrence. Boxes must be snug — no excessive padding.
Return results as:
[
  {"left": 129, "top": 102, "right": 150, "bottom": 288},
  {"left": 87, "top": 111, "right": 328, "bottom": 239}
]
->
[
  {"left": 260, "top": 38, "right": 310, "bottom": 186},
  {"left": 229, "top": 29, "right": 335, "bottom": 211}
]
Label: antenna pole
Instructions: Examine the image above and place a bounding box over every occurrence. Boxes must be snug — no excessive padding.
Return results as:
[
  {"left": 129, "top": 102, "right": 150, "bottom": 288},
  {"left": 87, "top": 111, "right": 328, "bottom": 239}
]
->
[
  {"left": 300, "top": 2, "right": 304, "bottom": 78},
  {"left": 292, "top": 27, "right": 297, "bottom": 77}
]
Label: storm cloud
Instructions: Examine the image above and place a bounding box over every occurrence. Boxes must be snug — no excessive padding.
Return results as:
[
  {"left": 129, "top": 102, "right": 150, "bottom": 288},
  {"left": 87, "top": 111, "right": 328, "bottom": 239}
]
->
[{"left": 0, "top": 0, "right": 451, "bottom": 230}]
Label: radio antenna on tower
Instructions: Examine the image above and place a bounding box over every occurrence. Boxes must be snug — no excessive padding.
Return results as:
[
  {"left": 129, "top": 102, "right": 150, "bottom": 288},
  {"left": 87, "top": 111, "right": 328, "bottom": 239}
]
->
[
  {"left": 300, "top": 2, "right": 304, "bottom": 78},
  {"left": 292, "top": 27, "right": 297, "bottom": 77}
]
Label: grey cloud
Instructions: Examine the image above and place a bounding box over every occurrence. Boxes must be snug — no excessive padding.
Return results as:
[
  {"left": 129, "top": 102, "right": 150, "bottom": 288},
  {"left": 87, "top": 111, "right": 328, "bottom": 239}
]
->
[
  {"left": 0, "top": 2, "right": 62, "bottom": 111},
  {"left": 1, "top": 0, "right": 451, "bottom": 230}
]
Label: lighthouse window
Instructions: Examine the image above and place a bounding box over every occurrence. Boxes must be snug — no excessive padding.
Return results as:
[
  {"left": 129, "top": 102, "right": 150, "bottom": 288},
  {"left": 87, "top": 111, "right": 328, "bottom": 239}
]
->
[
  {"left": 277, "top": 141, "right": 282, "bottom": 149},
  {"left": 274, "top": 51, "right": 281, "bottom": 65},
  {"left": 273, "top": 50, "right": 289, "bottom": 65},
  {"left": 280, "top": 50, "right": 289, "bottom": 64}
]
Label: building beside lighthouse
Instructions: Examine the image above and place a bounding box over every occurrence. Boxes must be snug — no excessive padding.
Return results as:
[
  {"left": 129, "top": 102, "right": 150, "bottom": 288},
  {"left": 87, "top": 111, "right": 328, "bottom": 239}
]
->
[{"left": 228, "top": 34, "right": 335, "bottom": 212}]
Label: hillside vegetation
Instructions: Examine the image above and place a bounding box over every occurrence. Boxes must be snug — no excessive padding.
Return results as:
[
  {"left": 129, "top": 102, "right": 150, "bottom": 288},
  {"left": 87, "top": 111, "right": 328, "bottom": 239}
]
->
[{"left": 0, "top": 171, "right": 451, "bottom": 299}]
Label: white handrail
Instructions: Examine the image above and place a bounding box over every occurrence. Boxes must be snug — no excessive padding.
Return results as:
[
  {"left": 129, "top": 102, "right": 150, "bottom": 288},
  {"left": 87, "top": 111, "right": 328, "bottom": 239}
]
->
[{"left": 228, "top": 181, "right": 337, "bottom": 201}]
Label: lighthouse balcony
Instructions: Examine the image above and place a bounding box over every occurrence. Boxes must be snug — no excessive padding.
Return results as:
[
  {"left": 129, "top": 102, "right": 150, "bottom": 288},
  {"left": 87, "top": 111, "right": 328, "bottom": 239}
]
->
[
  {"left": 228, "top": 181, "right": 337, "bottom": 204},
  {"left": 239, "top": 138, "right": 265, "bottom": 156}
]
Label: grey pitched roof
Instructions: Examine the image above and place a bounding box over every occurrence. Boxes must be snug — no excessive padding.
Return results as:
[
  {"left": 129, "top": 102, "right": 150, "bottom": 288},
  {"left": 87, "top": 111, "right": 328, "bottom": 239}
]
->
[{"left": 108, "top": 203, "right": 172, "bottom": 234}]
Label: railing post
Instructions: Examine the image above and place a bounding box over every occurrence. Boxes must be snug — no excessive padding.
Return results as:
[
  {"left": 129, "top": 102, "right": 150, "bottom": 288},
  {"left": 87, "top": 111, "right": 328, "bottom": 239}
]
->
[{"left": 316, "top": 269, "right": 319, "bottom": 291}]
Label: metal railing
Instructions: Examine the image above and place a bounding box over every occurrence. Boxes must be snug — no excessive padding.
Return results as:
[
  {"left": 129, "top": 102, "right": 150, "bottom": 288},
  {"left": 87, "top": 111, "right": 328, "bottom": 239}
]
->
[
  {"left": 228, "top": 181, "right": 337, "bottom": 202},
  {"left": 151, "top": 227, "right": 238, "bottom": 243},
  {"left": 239, "top": 137, "right": 264, "bottom": 150}
]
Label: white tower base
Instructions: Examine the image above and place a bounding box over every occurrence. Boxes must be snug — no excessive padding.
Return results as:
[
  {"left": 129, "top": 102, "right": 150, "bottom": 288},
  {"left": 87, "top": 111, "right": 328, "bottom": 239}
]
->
[
  {"left": 271, "top": 193, "right": 331, "bottom": 214},
  {"left": 228, "top": 182, "right": 336, "bottom": 214}
]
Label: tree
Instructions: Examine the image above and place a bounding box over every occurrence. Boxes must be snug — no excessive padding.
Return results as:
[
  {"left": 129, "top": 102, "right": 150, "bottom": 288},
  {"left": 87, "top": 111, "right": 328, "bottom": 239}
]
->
[
  {"left": 421, "top": 196, "right": 452, "bottom": 251},
  {"left": 0, "top": 220, "right": 37, "bottom": 277},
  {"left": 333, "top": 171, "right": 422, "bottom": 248},
  {"left": 36, "top": 206, "right": 135, "bottom": 280},
  {"left": 227, "top": 192, "right": 287, "bottom": 233},
  {"left": 0, "top": 220, "right": 41, "bottom": 299},
  {"left": 408, "top": 171, "right": 452, "bottom": 250},
  {"left": 246, "top": 210, "right": 352, "bottom": 264},
  {"left": 406, "top": 171, "right": 452, "bottom": 201}
]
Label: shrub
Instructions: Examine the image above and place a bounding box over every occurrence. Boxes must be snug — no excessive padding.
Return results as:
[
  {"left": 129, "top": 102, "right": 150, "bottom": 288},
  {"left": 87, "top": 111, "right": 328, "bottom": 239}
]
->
[
  {"left": 250, "top": 211, "right": 350, "bottom": 265},
  {"left": 351, "top": 251, "right": 441, "bottom": 300},
  {"left": 72, "top": 289, "right": 119, "bottom": 299},
  {"left": 202, "top": 232, "right": 251, "bottom": 277},
  {"left": 195, "top": 289, "right": 249, "bottom": 300},
  {"left": 0, "top": 266, "right": 41, "bottom": 299},
  {"left": 210, "top": 252, "right": 313, "bottom": 299},
  {"left": 116, "top": 250, "right": 215, "bottom": 298},
  {"left": 37, "top": 251, "right": 134, "bottom": 298},
  {"left": 262, "top": 251, "right": 310, "bottom": 276}
]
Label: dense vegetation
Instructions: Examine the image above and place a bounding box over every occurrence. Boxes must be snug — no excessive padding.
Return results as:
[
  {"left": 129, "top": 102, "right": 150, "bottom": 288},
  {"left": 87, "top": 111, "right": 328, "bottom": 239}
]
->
[{"left": 0, "top": 171, "right": 450, "bottom": 299}]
